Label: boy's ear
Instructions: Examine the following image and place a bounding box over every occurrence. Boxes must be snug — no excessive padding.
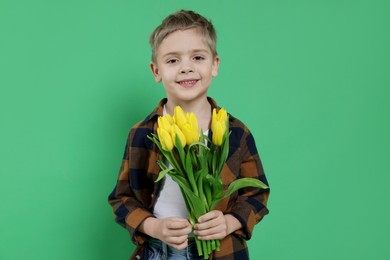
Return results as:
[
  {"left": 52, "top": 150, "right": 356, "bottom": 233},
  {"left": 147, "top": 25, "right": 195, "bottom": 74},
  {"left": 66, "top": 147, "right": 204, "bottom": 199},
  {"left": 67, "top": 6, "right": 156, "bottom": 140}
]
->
[
  {"left": 211, "top": 56, "right": 220, "bottom": 77},
  {"left": 150, "top": 62, "right": 162, "bottom": 82}
]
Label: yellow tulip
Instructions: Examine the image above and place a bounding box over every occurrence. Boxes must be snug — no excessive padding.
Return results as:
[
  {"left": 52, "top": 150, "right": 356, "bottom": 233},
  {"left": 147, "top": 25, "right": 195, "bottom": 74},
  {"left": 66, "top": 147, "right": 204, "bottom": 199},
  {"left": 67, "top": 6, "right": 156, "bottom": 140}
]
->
[
  {"left": 186, "top": 112, "right": 199, "bottom": 133},
  {"left": 211, "top": 109, "right": 217, "bottom": 133},
  {"left": 211, "top": 108, "right": 228, "bottom": 146},
  {"left": 157, "top": 127, "right": 174, "bottom": 151},
  {"left": 181, "top": 124, "right": 199, "bottom": 145},
  {"left": 179, "top": 112, "right": 199, "bottom": 145},
  {"left": 214, "top": 108, "right": 228, "bottom": 124},
  {"left": 164, "top": 113, "right": 174, "bottom": 124},
  {"left": 171, "top": 124, "right": 187, "bottom": 148},
  {"left": 212, "top": 121, "right": 225, "bottom": 146},
  {"left": 158, "top": 115, "right": 173, "bottom": 133},
  {"left": 174, "top": 106, "right": 187, "bottom": 127}
]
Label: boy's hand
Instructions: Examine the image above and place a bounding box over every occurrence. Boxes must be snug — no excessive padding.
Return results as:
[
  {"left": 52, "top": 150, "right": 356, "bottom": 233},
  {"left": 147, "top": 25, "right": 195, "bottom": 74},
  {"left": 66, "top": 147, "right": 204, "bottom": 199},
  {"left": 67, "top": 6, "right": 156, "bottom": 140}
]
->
[
  {"left": 141, "top": 217, "right": 192, "bottom": 250},
  {"left": 194, "top": 210, "right": 242, "bottom": 240}
]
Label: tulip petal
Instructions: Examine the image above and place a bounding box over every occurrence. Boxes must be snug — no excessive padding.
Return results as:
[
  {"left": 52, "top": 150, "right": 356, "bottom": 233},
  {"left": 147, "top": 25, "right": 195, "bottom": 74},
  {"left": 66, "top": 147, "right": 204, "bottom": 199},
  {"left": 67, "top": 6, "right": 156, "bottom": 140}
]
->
[
  {"left": 158, "top": 116, "right": 173, "bottom": 133},
  {"left": 211, "top": 108, "right": 228, "bottom": 146},
  {"left": 174, "top": 106, "right": 187, "bottom": 127},
  {"left": 172, "top": 124, "right": 186, "bottom": 148},
  {"left": 158, "top": 128, "right": 174, "bottom": 151},
  {"left": 165, "top": 113, "right": 174, "bottom": 124}
]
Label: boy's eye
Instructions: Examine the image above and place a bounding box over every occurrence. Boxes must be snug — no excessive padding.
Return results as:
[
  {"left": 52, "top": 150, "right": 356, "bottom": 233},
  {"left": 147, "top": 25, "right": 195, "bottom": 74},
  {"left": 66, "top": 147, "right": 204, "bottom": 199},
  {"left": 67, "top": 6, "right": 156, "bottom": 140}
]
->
[
  {"left": 167, "top": 58, "right": 179, "bottom": 64},
  {"left": 194, "top": 56, "right": 205, "bottom": 61}
]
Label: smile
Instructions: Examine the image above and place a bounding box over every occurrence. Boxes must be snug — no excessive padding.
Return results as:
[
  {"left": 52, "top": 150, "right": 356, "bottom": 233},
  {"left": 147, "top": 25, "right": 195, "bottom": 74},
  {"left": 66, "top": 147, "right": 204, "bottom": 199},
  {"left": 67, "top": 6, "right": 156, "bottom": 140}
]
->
[{"left": 177, "top": 79, "right": 199, "bottom": 88}]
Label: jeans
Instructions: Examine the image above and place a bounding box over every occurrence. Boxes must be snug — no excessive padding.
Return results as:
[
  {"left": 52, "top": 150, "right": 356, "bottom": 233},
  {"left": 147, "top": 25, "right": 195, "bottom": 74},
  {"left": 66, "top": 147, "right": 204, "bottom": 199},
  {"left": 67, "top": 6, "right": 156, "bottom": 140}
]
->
[{"left": 144, "top": 238, "right": 204, "bottom": 260}]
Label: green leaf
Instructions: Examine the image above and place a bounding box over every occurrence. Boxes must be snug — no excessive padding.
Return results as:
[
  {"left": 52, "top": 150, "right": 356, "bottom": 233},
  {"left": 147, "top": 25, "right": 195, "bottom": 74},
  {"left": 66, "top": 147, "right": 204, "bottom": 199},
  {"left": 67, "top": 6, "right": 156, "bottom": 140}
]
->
[
  {"left": 171, "top": 174, "right": 206, "bottom": 219},
  {"left": 217, "top": 131, "right": 231, "bottom": 174},
  {"left": 170, "top": 174, "right": 191, "bottom": 190},
  {"left": 210, "top": 178, "right": 269, "bottom": 210},
  {"left": 169, "top": 149, "right": 185, "bottom": 177},
  {"left": 195, "top": 169, "right": 210, "bottom": 214},
  {"left": 227, "top": 178, "right": 268, "bottom": 197},
  {"left": 205, "top": 174, "right": 223, "bottom": 200},
  {"left": 194, "top": 169, "right": 203, "bottom": 183},
  {"left": 185, "top": 150, "right": 198, "bottom": 195},
  {"left": 189, "top": 147, "right": 199, "bottom": 169},
  {"left": 157, "top": 159, "right": 167, "bottom": 169},
  {"left": 174, "top": 136, "right": 186, "bottom": 171},
  {"left": 211, "top": 149, "right": 217, "bottom": 175},
  {"left": 188, "top": 141, "right": 209, "bottom": 150},
  {"left": 203, "top": 180, "right": 212, "bottom": 208},
  {"left": 155, "top": 168, "right": 171, "bottom": 183},
  {"left": 179, "top": 187, "right": 196, "bottom": 226}
]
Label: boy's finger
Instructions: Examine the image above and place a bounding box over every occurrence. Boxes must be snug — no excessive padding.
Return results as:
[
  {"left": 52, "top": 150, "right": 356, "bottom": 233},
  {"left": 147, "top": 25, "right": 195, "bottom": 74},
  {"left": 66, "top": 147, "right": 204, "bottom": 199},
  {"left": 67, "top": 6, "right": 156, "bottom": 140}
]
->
[
  {"left": 198, "top": 210, "right": 221, "bottom": 223},
  {"left": 167, "top": 219, "right": 191, "bottom": 229},
  {"left": 167, "top": 227, "right": 191, "bottom": 237},
  {"left": 195, "top": 217, "right": 221, "bottom": 231}
]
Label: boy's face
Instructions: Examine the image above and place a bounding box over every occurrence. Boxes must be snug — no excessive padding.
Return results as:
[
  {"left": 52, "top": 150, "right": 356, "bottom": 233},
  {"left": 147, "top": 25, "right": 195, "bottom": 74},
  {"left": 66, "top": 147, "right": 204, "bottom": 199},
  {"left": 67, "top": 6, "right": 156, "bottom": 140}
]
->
[{"left": 150, "top": 28, "right": 220, "bottom": 105}]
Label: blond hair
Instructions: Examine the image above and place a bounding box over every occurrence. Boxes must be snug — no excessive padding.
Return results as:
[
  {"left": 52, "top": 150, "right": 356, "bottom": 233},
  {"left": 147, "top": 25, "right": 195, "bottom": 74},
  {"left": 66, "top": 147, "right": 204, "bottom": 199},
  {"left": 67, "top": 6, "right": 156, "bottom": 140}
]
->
[{"left": 149, "top": 10, "right": 218, "bottom": 62}]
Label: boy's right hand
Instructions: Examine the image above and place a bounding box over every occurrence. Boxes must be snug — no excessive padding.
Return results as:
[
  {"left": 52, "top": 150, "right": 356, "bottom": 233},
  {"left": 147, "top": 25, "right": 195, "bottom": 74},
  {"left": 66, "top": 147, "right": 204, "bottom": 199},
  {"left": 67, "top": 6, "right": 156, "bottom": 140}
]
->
[{"left": 141, "top": 217, "right": 192, "bottom": 250}]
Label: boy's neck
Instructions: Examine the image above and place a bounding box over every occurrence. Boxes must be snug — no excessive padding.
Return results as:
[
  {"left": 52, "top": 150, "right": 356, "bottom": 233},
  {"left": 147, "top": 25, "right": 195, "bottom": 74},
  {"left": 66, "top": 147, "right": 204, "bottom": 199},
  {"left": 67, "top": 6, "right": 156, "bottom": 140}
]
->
[{"left": 165, "top": 98, "right": 212, "bottom": 131}]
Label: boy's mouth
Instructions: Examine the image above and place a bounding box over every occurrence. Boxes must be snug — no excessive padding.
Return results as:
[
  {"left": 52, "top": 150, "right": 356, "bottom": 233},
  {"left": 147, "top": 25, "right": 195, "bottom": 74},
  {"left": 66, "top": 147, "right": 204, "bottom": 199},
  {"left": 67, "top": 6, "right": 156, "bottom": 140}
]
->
[{"left": 177, "top": 79, "right": 199, "bottom": 88}]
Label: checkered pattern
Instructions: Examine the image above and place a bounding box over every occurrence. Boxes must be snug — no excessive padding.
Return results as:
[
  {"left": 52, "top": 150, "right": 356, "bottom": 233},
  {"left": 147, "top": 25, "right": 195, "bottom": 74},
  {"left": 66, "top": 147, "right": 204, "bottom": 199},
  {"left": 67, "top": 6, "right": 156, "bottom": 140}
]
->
[{"left": 108, "top": 98, "right": 270, "bottom": 260}]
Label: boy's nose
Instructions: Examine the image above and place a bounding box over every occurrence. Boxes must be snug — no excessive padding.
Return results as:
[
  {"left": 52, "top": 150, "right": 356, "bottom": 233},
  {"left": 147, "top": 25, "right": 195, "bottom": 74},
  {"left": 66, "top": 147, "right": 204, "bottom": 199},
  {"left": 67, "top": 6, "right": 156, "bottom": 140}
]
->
[
  {"left": 180, "top": 62, "right": 194, "bottom": 74},
  {"left": 180, "top": 67, "right": 194, "bottom": 74},
  {"left": 180, "top": 68, "right": 193, "bottom": 74}
]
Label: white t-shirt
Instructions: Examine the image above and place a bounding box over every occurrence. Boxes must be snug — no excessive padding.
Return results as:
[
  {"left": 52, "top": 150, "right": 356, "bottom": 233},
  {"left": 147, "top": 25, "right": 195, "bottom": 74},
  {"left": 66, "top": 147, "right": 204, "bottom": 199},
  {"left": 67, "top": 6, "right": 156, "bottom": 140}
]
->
[{"left": 153, "top": 173, "right": 189, "bottom": 219}]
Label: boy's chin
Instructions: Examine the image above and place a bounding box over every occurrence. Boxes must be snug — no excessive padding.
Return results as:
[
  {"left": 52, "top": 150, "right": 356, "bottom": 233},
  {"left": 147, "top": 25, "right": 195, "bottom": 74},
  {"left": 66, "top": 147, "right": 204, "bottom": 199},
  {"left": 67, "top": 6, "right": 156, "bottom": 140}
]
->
[{"left": 172, "top": 93, "right": 209, "bottom": 104}]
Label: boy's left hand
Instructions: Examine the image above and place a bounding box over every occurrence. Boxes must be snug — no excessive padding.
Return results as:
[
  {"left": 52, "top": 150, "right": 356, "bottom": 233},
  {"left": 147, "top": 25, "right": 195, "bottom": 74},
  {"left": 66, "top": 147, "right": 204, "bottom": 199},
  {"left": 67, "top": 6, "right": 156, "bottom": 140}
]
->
[{"left": 194, "top": 210, "right": 242, "bottom": 240}]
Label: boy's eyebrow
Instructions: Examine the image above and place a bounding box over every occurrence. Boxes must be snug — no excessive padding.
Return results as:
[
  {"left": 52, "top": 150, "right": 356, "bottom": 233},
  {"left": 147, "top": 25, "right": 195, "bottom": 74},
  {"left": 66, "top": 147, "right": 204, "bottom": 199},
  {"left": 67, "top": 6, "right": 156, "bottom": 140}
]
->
[
  {"left": 161, "top": 52, "right": 181, "bottom": 58},
  {"left": 192, "top": 49, "right": 210, "bottom": 54},
  {"left": 161, "top": 49, "right": 210, "bottom": 58}
]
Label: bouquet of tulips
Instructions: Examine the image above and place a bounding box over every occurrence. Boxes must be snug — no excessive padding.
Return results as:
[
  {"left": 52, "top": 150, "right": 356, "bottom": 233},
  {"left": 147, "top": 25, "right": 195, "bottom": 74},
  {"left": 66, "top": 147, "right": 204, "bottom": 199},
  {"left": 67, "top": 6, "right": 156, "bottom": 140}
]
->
[{"left": 148, "top": 106, "right": 268, "bottom": 259}]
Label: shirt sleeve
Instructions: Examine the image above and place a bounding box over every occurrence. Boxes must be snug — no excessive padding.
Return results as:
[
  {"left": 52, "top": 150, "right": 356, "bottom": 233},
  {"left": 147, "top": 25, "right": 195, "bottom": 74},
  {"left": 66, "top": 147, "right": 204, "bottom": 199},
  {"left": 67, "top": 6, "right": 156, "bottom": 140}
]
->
[
  {"left": 108, "top": 126, "right": 156, "bottom": 246},
  {"left": 228, "top": 127, "right": 270, "bottom": 240}
]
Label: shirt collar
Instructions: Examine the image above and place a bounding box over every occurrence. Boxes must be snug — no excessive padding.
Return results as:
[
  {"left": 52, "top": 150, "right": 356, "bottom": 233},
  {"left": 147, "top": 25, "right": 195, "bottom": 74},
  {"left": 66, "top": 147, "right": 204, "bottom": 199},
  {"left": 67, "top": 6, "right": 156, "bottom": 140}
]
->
[{"left": 143, "top": 97, "right": 220, "bottom": 123}]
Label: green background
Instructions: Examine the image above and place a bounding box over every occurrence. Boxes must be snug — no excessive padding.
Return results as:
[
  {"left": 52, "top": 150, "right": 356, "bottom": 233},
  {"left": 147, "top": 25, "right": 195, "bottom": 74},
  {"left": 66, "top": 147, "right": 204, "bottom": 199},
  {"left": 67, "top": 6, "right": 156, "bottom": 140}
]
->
[{"left": 1, "top": 0, "right": 389, "bottom": 259}]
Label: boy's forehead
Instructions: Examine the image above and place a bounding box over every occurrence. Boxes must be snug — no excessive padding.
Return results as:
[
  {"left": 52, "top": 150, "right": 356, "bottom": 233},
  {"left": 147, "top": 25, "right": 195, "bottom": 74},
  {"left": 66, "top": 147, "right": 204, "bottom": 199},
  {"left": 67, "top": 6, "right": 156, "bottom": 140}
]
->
[{"left": 157, "top": 28, "right": 211, "bottom": 56}]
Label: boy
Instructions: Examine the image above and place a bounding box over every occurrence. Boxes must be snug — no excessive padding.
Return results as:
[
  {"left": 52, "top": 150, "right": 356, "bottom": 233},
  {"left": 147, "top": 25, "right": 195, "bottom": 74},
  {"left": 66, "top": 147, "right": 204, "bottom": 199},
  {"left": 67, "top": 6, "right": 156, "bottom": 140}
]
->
[{"left": 108, "top": 10, "right": 270, "bottom": 260}]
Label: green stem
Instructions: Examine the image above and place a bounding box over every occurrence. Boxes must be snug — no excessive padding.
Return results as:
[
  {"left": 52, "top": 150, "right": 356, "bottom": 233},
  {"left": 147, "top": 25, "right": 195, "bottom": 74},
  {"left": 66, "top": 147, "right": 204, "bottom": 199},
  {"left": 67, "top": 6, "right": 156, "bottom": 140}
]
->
[
  {"left": 169, "top": 150, "right": 185, "bottom": 176},
  {"left": 197, "top": 171, "right": 208, "bottom": 210},
  {"left": 185, "top": 151, "right": 198, "bottom": 196},
  {"left": 195, "top": 237, "right": 203, "bottom": 256},
  {"left": 204, "top": 181, "right": 212, "bottom": 211},
  {"left": 202, "top": 240, "right": 208, "bottom": 259},
  {"left": 211, "top": 239, "right": 216, "bottom": 251}
]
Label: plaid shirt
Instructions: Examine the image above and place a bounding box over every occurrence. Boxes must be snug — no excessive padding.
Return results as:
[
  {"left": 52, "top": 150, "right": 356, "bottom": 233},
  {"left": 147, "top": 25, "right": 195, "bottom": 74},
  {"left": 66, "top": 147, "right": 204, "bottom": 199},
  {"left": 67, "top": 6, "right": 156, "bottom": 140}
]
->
[{"left": 108, "top": 98, "right": 270, "bottom": 260}]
